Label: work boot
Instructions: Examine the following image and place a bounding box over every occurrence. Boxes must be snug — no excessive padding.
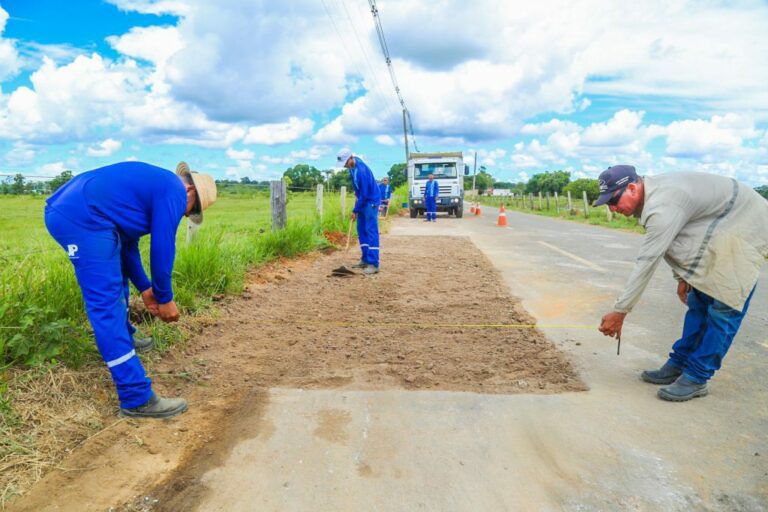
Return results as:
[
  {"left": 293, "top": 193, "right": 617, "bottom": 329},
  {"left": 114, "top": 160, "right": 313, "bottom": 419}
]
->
[
  {"left": 641, "top": 362, "right": 683, "bottom": 385},
  {"left": 658, "top": 375, "right": 708, "bottom": 402},
  {"left": 133, "top": 337, "right": 155, "bottom": 354},
  {"left": 362, "top": 265, "right": 379, "bottom": 275},
  {"left": 120, "top": 394, "right": 188, "bottom": 419},
  {"left": 351, "top": 260, "right": 367, "bottom": 269}
]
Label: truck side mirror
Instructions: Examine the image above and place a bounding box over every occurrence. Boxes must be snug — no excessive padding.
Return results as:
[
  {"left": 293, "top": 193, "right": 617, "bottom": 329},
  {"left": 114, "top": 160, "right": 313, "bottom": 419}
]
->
[{"left": 464, "top": 165, "right": 470, "bottom": 176}]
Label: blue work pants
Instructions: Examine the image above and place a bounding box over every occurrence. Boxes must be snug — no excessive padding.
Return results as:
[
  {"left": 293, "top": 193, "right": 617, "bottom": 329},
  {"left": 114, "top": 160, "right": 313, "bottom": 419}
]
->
[
  {"left": 668, "top": 286, "right": 755, "bottom": 383},
  {"left": 44, "top": 207, "right": 153, "bottom": 409},
  {"left": 356, "top": 202, "right": 380, "bottom": 268},
  {"left": 425, "top": 197, "right": 437, "bottom": 221}
]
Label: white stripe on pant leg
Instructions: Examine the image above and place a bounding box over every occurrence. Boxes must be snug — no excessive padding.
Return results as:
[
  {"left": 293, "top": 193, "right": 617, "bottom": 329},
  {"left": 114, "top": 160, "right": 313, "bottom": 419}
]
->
[
  {"left": 106, "top": 349, "right": 136, "bottom": 368},
  {"left": 368, "top": 247, "right": 379, "bottom": 251},
  {"left": 360, "top": 244, "right": 369, "bottom": 248}
]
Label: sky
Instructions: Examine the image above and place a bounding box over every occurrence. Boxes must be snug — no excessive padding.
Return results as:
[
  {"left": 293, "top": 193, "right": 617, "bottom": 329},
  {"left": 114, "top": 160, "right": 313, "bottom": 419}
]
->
[{"left": 0, "top": 0, "right": 767, "bottom": 185}]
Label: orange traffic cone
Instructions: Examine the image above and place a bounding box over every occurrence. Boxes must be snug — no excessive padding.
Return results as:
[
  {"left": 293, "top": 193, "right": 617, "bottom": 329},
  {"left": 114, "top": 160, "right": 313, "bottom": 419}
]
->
[
  {"left": 497, "top": 204, "right": 508, "bottom": 227},
  {"left": 470, "top": 204, "right": 476, "bottom": 214},
  {"left": 474, "top": 203, "right": 481, "bottom": 216}
]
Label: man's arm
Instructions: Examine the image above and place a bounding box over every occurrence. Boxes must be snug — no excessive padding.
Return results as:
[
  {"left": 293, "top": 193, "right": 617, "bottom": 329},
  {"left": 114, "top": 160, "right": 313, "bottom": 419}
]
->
[{"left": 121, "top": 236, "right": 151, "bottom": 293}]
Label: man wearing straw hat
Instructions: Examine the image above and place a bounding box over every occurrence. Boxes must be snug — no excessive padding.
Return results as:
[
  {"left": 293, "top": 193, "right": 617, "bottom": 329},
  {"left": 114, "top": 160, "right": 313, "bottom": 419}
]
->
[
  {"left": 337, "top": 149, "right": 381, "bottom": 275},
  {"left": 45, "top": 161, "right": 217, "bottom": 418}
]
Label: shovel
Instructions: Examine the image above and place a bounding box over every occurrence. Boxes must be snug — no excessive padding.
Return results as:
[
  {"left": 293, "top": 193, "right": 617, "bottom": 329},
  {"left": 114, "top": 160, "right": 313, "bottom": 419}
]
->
[{"left": 330, "top": 218, "right": 357, "bottom": 277}]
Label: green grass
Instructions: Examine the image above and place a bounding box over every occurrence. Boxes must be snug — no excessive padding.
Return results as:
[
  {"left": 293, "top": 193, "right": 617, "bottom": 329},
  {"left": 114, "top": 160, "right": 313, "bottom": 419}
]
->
[
  {"left": 474, "top": 194, "right": 645, "bottom": 233},
  {"left": 0, "top": 191, "right": 354, "bottom": 368}
]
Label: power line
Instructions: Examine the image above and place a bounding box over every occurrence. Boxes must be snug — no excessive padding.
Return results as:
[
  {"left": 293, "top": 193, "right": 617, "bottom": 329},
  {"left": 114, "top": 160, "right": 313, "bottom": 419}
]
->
[
  {"left": 366, "top": 0, "right": 420, "bottom": 153},
  {"left": 329, "top": 0, "right": 399, "bottom": 125}
]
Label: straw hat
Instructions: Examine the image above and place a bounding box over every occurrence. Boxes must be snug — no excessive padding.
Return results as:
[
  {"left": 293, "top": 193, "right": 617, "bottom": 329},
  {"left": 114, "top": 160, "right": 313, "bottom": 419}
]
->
[{"left": 175, "top": 162, "right": 217, "bottom": 225}]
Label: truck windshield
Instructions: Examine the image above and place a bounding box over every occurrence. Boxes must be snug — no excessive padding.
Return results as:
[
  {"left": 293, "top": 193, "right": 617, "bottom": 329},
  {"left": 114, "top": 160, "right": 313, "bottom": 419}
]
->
[{"left": 414, "top": 162, "right": 457, "bottom": 179}]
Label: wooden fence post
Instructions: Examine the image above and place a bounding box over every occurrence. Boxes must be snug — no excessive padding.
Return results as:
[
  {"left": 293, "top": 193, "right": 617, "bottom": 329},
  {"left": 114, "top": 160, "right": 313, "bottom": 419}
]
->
[
  {"left": 567, "top": 191, "right": 573, "bottom": 214},
  {"left": 340, "top": 186, "right": 347, "bottom": 219},
  {"left": 529, "top": 193, "right": 534, "bottom": 210},
  {"left": 582, "top": 190, "right": 590, "bottom": 218},
  {"left": 554, "top": 191, "right": 560, "bottom": 214},
  {"left": 316, "top": 184, "right": 323, "bottom": 219},
  {"left": 538, "top": 192, "right": 543, "bottom": 210},
  {"left": 271, "top": 180, "right": 287, "bottom": 231},
  {"left": 185, "top": 218, "right": 199, "bottom": 245}
]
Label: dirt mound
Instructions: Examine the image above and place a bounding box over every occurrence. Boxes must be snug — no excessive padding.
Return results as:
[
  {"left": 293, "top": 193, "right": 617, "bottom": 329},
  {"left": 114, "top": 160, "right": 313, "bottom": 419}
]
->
[{"left": 8, "top": 235, "right": 584, "bottom": 512}]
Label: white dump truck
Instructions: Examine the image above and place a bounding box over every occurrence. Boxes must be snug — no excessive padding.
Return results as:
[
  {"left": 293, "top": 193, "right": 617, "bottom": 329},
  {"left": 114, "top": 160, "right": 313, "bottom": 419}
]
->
[{"left": 407, "top": 152, "right": 469, "bottom": 218}]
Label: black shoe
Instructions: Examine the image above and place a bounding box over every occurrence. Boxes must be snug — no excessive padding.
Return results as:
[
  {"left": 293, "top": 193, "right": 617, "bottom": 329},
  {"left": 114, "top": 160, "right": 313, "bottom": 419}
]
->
[
  {"left": 134, "top": 337, "right": 155, "bottom": 354},
  {"left": 641, "top": 362, "right": 682, "bottom": 385},
  {"left": 362, "top": 265, "right": 379, "bottom": 275},
  {"left": 351, "top": 261, "right": 367, "bottom": 269},
  {"left": 658, "top": 375, "right": 708, "bottom": 402},
  {"left": 120, "top": 394, "right": 188, "bottom": 419}
]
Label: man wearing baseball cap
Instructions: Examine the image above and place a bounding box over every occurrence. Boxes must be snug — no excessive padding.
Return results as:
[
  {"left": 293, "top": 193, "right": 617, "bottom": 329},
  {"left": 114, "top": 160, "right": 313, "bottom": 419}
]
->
[
  {"left": 596, "top": 165, "right": 768, "bottom": 401},
  {"left": 45, "top": 161, "right": 217, "bottom": 418},
  {"left": 337, "top": 148, "right": 381, "bottom": 274}
]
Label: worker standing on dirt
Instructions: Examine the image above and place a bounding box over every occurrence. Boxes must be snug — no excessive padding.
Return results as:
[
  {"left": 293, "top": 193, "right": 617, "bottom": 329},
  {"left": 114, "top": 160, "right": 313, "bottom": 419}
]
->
[
  {"left": 379, "top": 177, "right": 392, "bottom": 217},
  {"left": 596, "top": 165, "right": 768, "bottom": 402},
  {"left": 337, "top": 148, "right": 381, "bottom": 275},
  {"left": 45, "top": 161, "right": 217, "bottom": 418},
  {"left": 424, "top": 173, "right": 439, "bottom": 222}
]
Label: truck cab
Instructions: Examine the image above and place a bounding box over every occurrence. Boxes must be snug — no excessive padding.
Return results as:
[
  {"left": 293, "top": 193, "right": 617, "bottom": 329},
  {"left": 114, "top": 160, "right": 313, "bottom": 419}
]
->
[{"left": 407, "top": 152, "right": 468, "bottom": 218}]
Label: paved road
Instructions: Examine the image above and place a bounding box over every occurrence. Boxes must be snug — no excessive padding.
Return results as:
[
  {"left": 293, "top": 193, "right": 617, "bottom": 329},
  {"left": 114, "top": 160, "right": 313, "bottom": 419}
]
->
[{"left": 194, "top": 209, "right": 767, "bottom": 512}]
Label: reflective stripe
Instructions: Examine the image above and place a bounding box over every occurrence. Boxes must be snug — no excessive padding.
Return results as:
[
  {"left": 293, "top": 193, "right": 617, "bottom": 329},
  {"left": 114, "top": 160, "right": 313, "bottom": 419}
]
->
[
  {"left": 106, "top": 349, "right": 136, "bottom": 368},
  {"left": 360, "top": 243, "right": 369, "bottom": 248},
  {"left": 368, "top": 247, "right": 380, "bottom": 251}
]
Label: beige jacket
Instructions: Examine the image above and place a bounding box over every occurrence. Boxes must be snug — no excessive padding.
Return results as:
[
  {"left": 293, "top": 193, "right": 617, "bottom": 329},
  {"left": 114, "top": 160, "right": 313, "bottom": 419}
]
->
[{"left": 614, "top": 172, "right": 768, "bottom": 313}]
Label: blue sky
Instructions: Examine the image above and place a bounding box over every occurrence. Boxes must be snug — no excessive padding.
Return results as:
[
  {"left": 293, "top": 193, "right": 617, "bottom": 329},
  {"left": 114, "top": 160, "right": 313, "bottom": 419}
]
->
[{"left": 0, "top": 0, "right": 767, "bottom": 185}]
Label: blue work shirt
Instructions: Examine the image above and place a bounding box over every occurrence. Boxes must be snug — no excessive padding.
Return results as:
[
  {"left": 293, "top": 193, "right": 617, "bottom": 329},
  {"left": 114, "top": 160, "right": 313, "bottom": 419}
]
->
[
  {"left": 425, "top": 180, "right": 439, "bottom": 199},
  {"left": 46, "top": 162, "right": 187, "bottom": 304},
  {"left": 378, "top": 183, "right": 392, "bottom": 201},
  {"left": 349, "top": 158, "right": 381, "bottom": 212}
]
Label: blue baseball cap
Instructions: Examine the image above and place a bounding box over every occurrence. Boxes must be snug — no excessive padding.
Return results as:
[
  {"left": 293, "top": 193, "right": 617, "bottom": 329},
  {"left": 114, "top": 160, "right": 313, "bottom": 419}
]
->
[{"left": 594, "top": 165, "right": 638, "bottom": 206}]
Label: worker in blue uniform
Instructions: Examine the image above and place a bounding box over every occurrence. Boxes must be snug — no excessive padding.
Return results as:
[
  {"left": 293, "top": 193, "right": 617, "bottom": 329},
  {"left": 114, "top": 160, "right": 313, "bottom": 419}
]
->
[
  {"left": 337, "top": 149, "right": 381, "bottom": 275},
  {"left": 378, "top": 177, "right": 392, "bottom": 217},
  {"left": 44, "top": 161, "right": 217, "bottom": 418},
  {"left": 424, "top": 173, "right": 439, "bottom": 222}
]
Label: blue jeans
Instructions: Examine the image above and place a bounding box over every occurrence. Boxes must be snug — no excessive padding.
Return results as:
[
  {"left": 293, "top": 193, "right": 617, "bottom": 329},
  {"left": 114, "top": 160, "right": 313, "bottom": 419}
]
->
[{"left": 668, "top": 286, "right": 755, "bottom": 383}]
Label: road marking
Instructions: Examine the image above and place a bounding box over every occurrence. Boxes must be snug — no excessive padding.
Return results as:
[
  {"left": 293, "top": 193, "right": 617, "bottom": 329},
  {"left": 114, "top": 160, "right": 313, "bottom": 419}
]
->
[{"left": 537, "top": 241, "right": 607, "bottom": 273}]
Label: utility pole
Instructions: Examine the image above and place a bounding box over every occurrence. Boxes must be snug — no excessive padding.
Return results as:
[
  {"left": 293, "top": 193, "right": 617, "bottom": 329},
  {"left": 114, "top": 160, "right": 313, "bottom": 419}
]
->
[
  {"left": 402, "top": 108, "right": 410, "bottom": 162},
  {"left": 472, "top": 152, "right": 477, "bottom": 192}
]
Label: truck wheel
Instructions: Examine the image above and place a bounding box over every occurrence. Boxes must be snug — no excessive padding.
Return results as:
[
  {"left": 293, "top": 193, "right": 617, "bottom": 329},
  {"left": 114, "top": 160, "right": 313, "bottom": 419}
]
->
[
  {"left": 410, "top": 208, "right": 417, "bottom": 218},
  {"left": 456, "top": 207, "right": 463, "bottom": 218}
]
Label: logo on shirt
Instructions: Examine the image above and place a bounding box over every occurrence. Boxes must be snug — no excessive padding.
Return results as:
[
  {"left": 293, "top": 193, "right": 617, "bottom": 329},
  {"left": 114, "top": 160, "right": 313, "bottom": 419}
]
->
[{"left": 66, "top": 244, "right": 79, "bottom": 258}]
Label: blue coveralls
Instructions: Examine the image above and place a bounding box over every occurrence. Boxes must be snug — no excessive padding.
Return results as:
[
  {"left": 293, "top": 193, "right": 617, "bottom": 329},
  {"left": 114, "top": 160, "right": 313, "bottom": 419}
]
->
[
  {"left": 44, "top": 162, "right": 187, "bottom": 409},
  {"left": 349, "top": 158, "right": 381, "bottom": 267},
  {"left": 378, "top": 182, "right": 392, "bottom": 215},
  {"left": 424, "top": 179, "right": 439, "bottom": 221}
]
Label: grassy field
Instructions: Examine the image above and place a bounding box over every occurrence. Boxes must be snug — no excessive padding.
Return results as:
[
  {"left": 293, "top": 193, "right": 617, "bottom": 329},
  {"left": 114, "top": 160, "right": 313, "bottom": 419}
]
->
[
  {"left": 0, "top": 189, "right": 374, "bottom": 369},
  {"left": 473, "top": 193, "right": 645, "bottom": 233}
]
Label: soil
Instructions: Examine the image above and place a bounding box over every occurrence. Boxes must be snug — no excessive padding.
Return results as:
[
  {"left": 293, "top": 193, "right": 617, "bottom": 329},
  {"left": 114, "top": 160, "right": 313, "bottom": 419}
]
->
[{"left": 7, "top": 235, "right": 584, "bottom": 512}]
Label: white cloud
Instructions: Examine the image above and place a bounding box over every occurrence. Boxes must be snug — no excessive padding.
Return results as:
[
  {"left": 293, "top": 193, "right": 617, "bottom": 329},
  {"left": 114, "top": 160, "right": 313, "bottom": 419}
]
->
[
  {"left": 581, "top": 110, "right": 644, "bottom": 147},
  {"left": 106, "top": 0, "right": 190, "bottom": 16},
  {"left": 666, "top": 114, "right": 758, "bottom": 159},
  {"left": 313, "top": 117, "right": 357, "bottom": 145},
  {"left": 87, "top": 138, "right": 122, "bottom": 157},
  {"left": 244, "top": 117, "right": 314, "bottom": 145},
  {"left": 0, "top": 8, "right": 20, "bottom": 81},
  {"left": 39, "top": 161, "right": 67, "bottom": 176},
  {"left": 226, "top": 147, "right": 255, "bottom": 161},
  {"left": 375, "top": 135, "right": 397, "bottom": 146},
  {"left": 107, "top": 26, "right": 184, "bottom": 65},
  {"left": 521, "top": 119, "right": 581, "bottom": 136},
  {"left": 4, "top": 142, "right": 35, "bottom": 165}
]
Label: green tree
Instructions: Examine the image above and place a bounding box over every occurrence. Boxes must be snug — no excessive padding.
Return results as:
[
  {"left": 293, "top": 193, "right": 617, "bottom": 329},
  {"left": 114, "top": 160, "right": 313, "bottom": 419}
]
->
[
  {"left": 283, "top": 164, "right": 323, "bottom": 190},
  {"left": 563, "top": 178, "right": 600, "bottom": 203},
  {"left": 387, "top": 163, "right": 407, "bottom": 188},
  {"left": 466, "top": 170, "right": 494, "bottom": 194},
  {"left": 755, "top": 185, "right": 768, "bottom": 199},
  {"left": 11, "top": 173, "right": 25, "bottom": 195},
  {"left": 327, "top": 168, "right": 351, "bottom": 191},
  {"left": 49, "top": 170, "right": 74, "bottom": 193},
  {"left": 525, "top": 170, "right": 571, "bottom": 194}
]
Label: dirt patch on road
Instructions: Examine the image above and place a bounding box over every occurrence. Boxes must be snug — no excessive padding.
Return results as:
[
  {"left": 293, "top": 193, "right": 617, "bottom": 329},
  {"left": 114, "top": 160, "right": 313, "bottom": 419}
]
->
[{"left": 8, "top": 234, "right": 584, "bottom": 512}]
